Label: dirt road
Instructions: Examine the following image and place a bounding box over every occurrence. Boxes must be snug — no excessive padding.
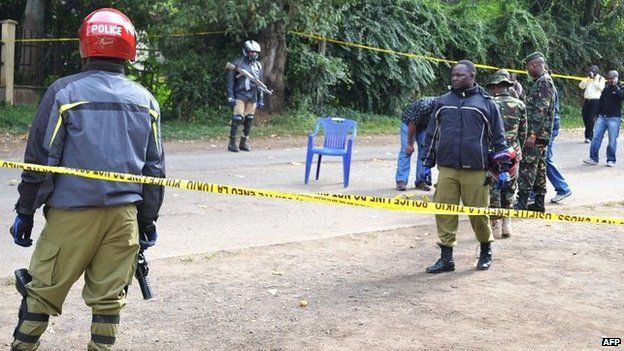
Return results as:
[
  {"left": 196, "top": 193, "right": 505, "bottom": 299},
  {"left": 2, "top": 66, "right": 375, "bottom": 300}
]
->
[{"left": 0, "top": 130, "right": 622, "bottom": 350}]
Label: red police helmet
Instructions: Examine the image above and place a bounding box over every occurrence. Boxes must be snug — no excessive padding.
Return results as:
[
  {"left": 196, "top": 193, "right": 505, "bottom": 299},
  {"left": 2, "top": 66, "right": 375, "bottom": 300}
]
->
[
  {"left": 489, "top": 147, "right": 519, "bottom": 180},
  {"left": 79, "top": 8, "right": 137, "bottom": 61}
]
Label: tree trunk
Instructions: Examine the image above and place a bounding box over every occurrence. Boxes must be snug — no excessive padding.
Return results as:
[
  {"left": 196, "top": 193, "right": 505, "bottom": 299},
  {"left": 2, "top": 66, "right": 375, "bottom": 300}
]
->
[
  {"left": 581, "top": 0, "right": 598, "bottom": 26},
  {"left": 19, "top": 0, "right": 46, "bottom": 85},
  {"left": 316, "top": 40, "right": 326, "bottom": 106},
  {"left": 259, "top": 22, "right": 287, "bottom": 114}
]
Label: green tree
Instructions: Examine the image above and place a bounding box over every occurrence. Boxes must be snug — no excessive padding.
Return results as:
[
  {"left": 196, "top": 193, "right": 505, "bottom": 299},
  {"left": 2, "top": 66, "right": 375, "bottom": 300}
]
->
[
  {"left": 330, "top": 0, "right": 451, "bottom": 113},
  {"left": 161, "top": 0, "right": 344, "bottom": 117}
]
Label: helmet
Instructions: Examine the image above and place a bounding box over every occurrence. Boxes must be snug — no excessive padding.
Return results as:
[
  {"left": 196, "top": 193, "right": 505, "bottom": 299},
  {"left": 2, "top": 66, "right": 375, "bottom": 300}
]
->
[
  {"left": 79, "top": 8, "right": 137, "bottom": 61},
  {"left": 242, "top": 40, "right": 261, "bottom": 61},
  {"left": 488, "top": 147, "right": 518, "bottom": 180}
]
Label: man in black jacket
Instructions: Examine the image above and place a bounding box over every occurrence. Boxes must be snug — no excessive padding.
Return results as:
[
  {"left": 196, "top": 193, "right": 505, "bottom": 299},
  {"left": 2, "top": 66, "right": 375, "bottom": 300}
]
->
[
  {"left": 422, "top": 60, "right": 509, "bottom": 273},
  {"left": 583, "top": 70, "right": 624, "bottom": 166}
]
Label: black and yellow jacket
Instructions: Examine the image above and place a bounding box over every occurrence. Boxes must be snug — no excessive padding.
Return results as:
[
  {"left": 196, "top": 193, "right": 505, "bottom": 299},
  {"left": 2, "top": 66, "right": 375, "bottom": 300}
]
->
[{"left": 16, "top": 59, "right": 165, "bottom": 223}]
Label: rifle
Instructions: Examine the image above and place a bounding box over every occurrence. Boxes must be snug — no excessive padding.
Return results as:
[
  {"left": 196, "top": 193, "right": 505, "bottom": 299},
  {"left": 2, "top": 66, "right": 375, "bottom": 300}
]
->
[
  {"left": 225, "top": 62, "right": 273, "bottom": 96},
  {"left": 134, "top": 249, "right": 153, "bottom": 300}
]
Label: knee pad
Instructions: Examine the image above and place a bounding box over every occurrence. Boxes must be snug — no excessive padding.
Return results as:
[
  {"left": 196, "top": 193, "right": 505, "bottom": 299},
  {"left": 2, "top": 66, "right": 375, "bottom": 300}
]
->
[
  {"left": 231, "top": 115, "right": 244, "bottom": 125},
  {"left": 15, "top": 268, "right": 32, "bottom": 298},
  {"left": 243, "top": 115, "right": 254, "bottom": 128}
]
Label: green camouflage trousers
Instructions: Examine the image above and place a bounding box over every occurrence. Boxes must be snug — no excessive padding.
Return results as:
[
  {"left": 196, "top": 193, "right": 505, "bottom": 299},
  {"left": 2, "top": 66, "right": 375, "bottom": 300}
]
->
[
  {"left": 12, "top": 205, "right": 139, "bottom": 351},
  {"left": 490, "top": 177, "right": 518, "bottom": 219},
  {"left": 517, "top": 145, "right": 548, "bottom": 196}
]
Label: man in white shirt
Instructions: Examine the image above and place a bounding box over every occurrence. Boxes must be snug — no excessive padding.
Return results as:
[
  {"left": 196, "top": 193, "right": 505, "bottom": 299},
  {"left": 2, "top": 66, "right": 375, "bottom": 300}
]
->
[{"left": 579, "top": 65, "right": 606, "bottom": 143}]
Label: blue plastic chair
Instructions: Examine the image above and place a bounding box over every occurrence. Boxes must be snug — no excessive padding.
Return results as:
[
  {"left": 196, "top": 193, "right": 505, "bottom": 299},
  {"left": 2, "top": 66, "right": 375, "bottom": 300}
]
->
[{"left": 304, "top": 117, "right": 358, "bottom": 188}]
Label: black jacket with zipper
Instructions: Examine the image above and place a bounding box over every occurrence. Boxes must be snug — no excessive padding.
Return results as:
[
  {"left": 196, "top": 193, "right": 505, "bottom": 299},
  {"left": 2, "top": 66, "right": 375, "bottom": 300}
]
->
[{"left": 422, "top": 84, "right": 507, "bottom": 170}]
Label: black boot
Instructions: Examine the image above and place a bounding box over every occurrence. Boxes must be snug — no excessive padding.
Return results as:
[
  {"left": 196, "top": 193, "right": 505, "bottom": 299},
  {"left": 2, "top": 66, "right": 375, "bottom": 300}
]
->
[
  {"left": 476, "top": 242, "right": 492, "bottom": 270},
  {"left": 228, "top": 137, "right": 239, "bottom": 152},
  {"left": 426, "top": 245, "right": 455, "bottom": 274},
  {"left": 527, "top": 194, "right": 545, "bottom": 212},
  {"left": 514, "top": 191, "right": 530, "bottom": 210},
  {"left": 239, "top": 136, "right": 250, "bottom": 151}
]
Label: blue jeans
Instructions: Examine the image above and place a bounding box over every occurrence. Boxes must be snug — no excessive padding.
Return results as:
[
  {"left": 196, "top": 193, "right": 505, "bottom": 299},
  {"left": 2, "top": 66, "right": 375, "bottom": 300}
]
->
[
  {"left": 589, "top": 115, "right": 621, "bottom": 163},
  {"left": 546, "top": 132, "right": 571, "bottom": 195},
  {"left": 395, "top": 122, "right": 427, "bottom": 184}
]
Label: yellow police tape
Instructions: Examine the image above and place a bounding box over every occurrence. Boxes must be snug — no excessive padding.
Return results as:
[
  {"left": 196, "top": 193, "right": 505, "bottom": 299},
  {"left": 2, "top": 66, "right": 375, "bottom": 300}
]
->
[
  {"left": 1, "top": 160, "right": 623, "bottom": 226},
  {"left": 288, "top": 31, "right": 585, "bottom": 81},
  {"left": 1, "top": 30, "right": 584, "bottom": 81}
]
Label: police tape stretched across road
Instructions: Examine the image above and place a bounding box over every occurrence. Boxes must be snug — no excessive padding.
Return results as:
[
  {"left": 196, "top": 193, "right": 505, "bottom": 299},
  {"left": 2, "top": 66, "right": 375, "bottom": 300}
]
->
[{"left": 2, "top": 160, "right": 623, "bottom": 225}]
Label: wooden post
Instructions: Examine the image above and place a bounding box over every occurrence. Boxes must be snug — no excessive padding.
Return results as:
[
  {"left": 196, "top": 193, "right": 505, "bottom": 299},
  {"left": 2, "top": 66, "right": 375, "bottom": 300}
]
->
[{"left": 1, "top": 20, "right": 18, "bottom": 105}]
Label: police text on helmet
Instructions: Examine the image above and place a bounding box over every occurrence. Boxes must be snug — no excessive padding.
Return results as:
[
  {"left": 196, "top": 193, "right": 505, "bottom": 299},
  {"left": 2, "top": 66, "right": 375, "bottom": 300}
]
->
[{"left": 90, "top": 24, "right": 122, "bottom": 36}]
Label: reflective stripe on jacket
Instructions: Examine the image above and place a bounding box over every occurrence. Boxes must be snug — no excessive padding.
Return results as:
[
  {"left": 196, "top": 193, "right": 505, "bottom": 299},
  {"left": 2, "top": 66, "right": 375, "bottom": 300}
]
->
[
  {"left": 422, "top": 85, "right": 507, "bottom": 170},
  {"left": 17, "top": 60, "right": 165, "bottom": 222}
]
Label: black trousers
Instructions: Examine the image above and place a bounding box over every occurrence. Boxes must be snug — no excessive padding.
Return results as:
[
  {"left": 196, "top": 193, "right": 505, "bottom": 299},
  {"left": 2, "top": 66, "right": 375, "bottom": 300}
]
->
[{"left": 582, "top": 99, "right": 600, "bottom": 140}]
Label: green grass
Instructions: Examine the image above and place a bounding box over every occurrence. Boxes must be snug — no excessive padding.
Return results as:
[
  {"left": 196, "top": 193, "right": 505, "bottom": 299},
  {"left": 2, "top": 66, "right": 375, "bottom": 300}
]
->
[
  {"left": 161, "top": 106, "right": 397, "bottom": 140},
  {"left": 0, "top": 103, "right": 36, "bottom": 134},
  {"left": 0, "top": 102, "right": 586, "bottom": 140},
  {"left": 559, "top": 104, "right": 583, "bottom": 129}
]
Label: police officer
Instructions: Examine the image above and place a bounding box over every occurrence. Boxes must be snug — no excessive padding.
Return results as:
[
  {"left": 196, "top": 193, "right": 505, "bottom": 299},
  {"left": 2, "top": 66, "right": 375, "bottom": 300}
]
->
[
  {"left": 8, "top": 8, "right": 165, "bottom": 351},
  {"left": 485, "top": 69, "right": 527, "bottom": 238},
  {"left": 226, "top": 40, "right": 265, "bottom": 152},
  {"left": 514, "top": 52, "right": 556, "bottom": 211},
  {"left": 422, "top": 60, "right": 509, "bottom": 273}
]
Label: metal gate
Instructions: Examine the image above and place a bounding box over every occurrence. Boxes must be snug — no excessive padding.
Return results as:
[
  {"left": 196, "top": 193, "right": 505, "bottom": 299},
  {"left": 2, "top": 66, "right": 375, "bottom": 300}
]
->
[{"left": 14, "top": 27, "right": 80, "bottom": 88}]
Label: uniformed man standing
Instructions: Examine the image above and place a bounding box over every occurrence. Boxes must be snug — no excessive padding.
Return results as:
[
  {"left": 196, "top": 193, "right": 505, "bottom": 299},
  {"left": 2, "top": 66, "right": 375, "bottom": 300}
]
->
[
  {"left": 485, "top": 70, "right": 527, "bottom": 238},
  {"left": 226, "top": 40, "right": 265, "bottom": 152},
  {"left": 8, "top": 8, "right": 165, "bottom": 351},
  {"left": 422, "top": 60, "right": 509, "bottom": 273},
  {"left": 514, "top": 52, "right": 556, "bottom": 211}
]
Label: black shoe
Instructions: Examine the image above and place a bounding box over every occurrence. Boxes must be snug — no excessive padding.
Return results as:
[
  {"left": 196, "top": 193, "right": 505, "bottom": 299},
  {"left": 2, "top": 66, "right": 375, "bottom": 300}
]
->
[
  {"left": 228, "top": 137, "right": 239, "bottom": 152},
  {"left": 476, "top": 242, "right": 492, "bottom": 270},
  {"left": 396, "top": 181, "right": 407, "bottom": 191},
  {"left": 239, "top": 136, "right": 250, "bottom": 151},
  {"left": 426, "top": 245, "right": 455, "bottom": 273},
  {"left": 527, "top": 194, "right": 545, "bottom": 212},
  {"left": 415, "top": 181, "right": 431, "bottom": 191}
]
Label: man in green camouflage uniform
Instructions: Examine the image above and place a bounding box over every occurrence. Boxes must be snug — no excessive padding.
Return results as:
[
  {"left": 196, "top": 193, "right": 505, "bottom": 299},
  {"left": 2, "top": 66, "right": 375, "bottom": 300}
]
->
[
  {"left": 514, "top": 52, "right": 556, "bottom": 211},
  {"left": 486, "top": 69, "right": 527, "bottom": 238}
]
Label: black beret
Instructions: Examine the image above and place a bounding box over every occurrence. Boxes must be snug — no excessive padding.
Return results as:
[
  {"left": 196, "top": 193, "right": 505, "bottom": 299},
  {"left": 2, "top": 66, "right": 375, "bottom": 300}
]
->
[{"left": 523, "top": 52, "right": 545, "bottom": 64}]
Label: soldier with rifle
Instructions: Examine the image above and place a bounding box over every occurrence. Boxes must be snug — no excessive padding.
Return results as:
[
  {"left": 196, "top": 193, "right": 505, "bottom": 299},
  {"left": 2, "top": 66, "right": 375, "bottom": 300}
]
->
[
  {"left": 8, "top": 8, "right": 164, "bottom": 351},
  {"left": 226, "top": 40, "right": 268, "bottom": 152}
]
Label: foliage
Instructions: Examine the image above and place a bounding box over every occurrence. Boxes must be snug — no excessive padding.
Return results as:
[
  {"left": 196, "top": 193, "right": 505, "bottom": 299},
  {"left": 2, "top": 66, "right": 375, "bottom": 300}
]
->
[
  {"left": 285, "top": 40, "right": 351, "bottom": 106},
  {"left": 330, "top": 0, "right": 441, "bottom": 113},
  {"left": 0, "top": 1, "right": 25, "bottom": 20},
  {"left": 5, "top": 0, "right": 624, "bottom": 124},
  {"left": 160, "top": 0, "right": 346, "bottom": 118}
]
